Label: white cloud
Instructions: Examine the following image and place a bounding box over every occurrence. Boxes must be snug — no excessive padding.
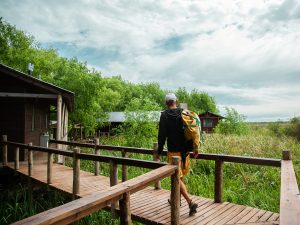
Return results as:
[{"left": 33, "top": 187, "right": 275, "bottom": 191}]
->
[{"left": 0, "top": 0, "right": 300, "bottom": 121}]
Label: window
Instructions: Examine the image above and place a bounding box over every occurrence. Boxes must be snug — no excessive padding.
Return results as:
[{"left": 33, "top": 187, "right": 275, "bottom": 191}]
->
[{"left": 203, "top": 119, "right": 213, "bottom": 128}]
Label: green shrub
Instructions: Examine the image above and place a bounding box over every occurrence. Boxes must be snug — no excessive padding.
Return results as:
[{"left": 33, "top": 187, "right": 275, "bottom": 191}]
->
[
  {"left": 117, "top": 97, "right": 161, "bottom": 148},
  {"left": 214, "top": 107, "right": 249, "bottom": 135},
  {"left": 268, "top": 121, "right": 287, "bottom": 137},
  {"left": 286, "top": 117, "right": 300, "bottom": 140}
]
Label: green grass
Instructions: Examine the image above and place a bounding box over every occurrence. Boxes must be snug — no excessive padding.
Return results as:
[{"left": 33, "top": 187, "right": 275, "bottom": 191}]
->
[
  {"left": 0, "top": 178, "right": 71, "bottom": 225},
  {"left": 1, "top": 125, "right": 300, "bottom": 224}
]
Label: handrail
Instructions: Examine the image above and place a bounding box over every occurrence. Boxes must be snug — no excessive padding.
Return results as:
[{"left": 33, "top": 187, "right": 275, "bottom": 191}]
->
[
  {"left": 11, "top": 164, "right": 179, "bottom": 225},
  {"left": 2, "top": 140, "right": 167, "bottom": 169},
  {"left": 194, "top": 153, "right": 281, "bottom": 167},
  {"left": 50, "top": 139, "right": 166, "bottom": 155},
  {"left": 280, "top": 150, "right": 300, "bottom": 225},
  {"left": 0, "top": 135, "right": 283, "bottom": 204},
  {"left": 49, "top": 139, "right": 281, "bottom": 167}
]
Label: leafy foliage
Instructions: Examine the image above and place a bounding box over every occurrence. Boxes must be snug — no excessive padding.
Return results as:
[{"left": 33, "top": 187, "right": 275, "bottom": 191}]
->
[
  {"left": 118, "top": 98, "right": 161, "bottom": 148},
  {"left": 215, "top": 107, "right": 250, "bottom": 135},
  {"left": 175, "top": 87, "right": 218, "bottom": 113},
  {"left": 268, "top": 121, "right": 287, "bottom": 137},
  {"left": 286, "top": 117, "right": 300, "bottom": 141},
  {"left": 0, "top": 18, "right": 218, "bottom": 133}
]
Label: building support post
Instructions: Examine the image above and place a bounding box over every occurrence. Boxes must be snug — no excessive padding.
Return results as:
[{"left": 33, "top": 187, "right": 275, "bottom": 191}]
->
[
  {"left": 56, "top": 95, "right": 63, "bottom": 163},
  {"left": 2, "top": 135, "right": 7, "bottom": 166}
]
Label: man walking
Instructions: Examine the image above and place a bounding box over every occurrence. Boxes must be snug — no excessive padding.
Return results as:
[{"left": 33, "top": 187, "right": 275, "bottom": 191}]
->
[{"left": 157, "top": 93, "right": 198, "bottom": 216}]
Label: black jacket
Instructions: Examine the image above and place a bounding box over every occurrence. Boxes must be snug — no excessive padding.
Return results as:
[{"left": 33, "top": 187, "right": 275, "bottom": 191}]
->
[{"left": 157, "top": 108, "right": 186, "bottom": 155}]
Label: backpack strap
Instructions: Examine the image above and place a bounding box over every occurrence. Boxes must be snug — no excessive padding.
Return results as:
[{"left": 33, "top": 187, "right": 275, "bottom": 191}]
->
[{"left": 194, "top": 116, "right": 204, "bottom": 145}]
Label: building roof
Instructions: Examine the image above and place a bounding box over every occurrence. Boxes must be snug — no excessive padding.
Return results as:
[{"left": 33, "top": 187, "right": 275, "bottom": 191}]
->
[
  {"left": 108, "top": 112, "right": 126, "bottom": 122},
  {"left": 0, "top": 63, "right": 74, "bottom": 111},
  {"left": 100, "top": 111, "right": 162, "bottom": 123},
  {"left": 198, "top": 111, "right": 225, "bottom": 119}
]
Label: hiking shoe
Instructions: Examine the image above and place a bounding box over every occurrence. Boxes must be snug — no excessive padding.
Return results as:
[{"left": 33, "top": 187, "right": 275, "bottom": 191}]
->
[{"left": 189, "top": 202, "right": 198, "bottom": 216}]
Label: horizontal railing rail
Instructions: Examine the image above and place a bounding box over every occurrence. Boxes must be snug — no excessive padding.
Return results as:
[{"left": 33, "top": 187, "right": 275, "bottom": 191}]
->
[
  {"left": 49, "top": 139, "right": 281, "bottom": 167},
  {"left": 3, "top": 140, "right": 167, "bottom": 169},
  {"left": 11, "top": 163, "right": 180, "bottom": 225},
  {"left": 50, "top": 139, "right": 164, "bottom": 155},
  {"left": 194, "top": 153, "right": 281, "bottom": 167}
]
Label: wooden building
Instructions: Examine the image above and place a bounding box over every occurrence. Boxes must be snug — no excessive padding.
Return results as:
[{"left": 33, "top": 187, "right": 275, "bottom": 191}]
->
[
  {"left": 97, "top": 111, "right": 160, "bottom": 137},
  {"left": 0, "top": 63, "right": 74, "bottom": 161},
  {"left": 198, "top": 111, "right": 224, "bottom": 133}
]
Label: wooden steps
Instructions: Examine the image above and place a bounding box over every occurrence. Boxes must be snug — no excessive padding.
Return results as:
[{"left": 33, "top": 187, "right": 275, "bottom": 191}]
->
[{"left": 6, "top": 162, "right": 280, "bottom": 225}]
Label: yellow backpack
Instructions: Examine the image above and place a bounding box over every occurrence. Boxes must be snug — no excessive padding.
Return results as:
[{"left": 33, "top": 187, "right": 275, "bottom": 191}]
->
[{"left": 181, "top": 110, "right": 203, "bottom": 152}]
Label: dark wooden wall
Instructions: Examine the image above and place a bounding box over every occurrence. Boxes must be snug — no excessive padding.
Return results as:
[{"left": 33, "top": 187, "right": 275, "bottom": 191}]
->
[
  {"left": 0, "top": 73, "right": 51, "bottom": 161},
  {"left": 24, "top": 99, "right": 49, "bottom": 145},
  {"left": 0, "top": 98, "right": 25, "bottom": 161},
  {"left": 201, "top": 117, "right": 220, "bottom": 133}
]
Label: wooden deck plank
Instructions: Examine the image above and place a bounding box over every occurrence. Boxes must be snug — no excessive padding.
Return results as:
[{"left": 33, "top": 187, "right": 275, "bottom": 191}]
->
[
  {"left": 213, "top": 205, "right": 248, "bottom": 225},
  {"left": 224, "top": 207, "right": 254, "bottom": 224},
  {"left": 247, "top": 210, "right": 267, "bottom": 223},
  {"left": 155, "top": 197, "right": 209, "bottom": 224},
  {"left": 267, "top": 213, "right": 279, "bottom": 221},
  {"left": 188, "top": 203, "right": 234, "bottom": 225},
  {"left": 6, "top": 162, "right": 279, "bottom": 225},
  {"left": 258, "top": 211, "right": 273, "bottom": 222},
  {"left": 235, "top": 208, "right": 261, "bottom": 224},
  {"left": 179, "top": 200, "right": 224, "bottom": 224},
  {"left": 206, "top": 204, "right": 245, "bottom": 225}
]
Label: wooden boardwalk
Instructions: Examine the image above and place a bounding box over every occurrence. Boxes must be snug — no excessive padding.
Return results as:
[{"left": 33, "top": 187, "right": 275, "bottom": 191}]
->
[{"left": 6, "top": 162, "right": 279, "bottom": 225}]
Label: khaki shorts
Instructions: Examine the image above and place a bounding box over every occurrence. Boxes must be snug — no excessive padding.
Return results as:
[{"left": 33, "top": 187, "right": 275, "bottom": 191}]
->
[{"left": 167, "top": 152, "right": 190, "bottom": 178}]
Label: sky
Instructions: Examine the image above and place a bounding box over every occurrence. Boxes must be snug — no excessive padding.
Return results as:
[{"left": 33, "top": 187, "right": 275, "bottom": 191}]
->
[{"left": 1, "top": 0, "right": 300, "bottom": 122}]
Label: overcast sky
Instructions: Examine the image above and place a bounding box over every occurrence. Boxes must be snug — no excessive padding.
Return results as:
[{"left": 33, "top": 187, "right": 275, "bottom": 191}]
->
[{"left": 1, "top": 0, "right": 300, "bottom": 121}]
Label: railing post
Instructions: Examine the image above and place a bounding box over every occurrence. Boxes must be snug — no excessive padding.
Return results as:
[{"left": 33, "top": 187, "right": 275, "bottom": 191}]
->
[
  {"left": 28, "top": 142, "right": 33, "bottom": 204},
  {"left": 119, "top": 192, "right": 132, "bottom": 225},
  {"left": 72, "top": 147, "right": 80, "bottom": 200},
  {"left": 94, "top": 138, "right": 100, "bottom": 176},
  {"left": 14, "top": 147, "right": 19, "bottom": 173},
  {"left": 122, "top": 149, "right": 128, "bottom": 182},
  {"left": 153, "top": 142, "right": 161, "bottom": 189},
  {"left": 214, "top": 159, "right": 224, "bottom": 203},
  {"left": 2, "top": 135, "right": 7, "bottom": 166},
  {"left": 110, "top": 160, "right": 118, "bottom": 219},
  {"left": 47, "top": 151, "right": 53, "bottom": 185},
  {"left": 282, "top": 150, "right": 291, "bottom": 160},
  {"left": 171, "top": 156, "right": 180, "bottom": 225}
]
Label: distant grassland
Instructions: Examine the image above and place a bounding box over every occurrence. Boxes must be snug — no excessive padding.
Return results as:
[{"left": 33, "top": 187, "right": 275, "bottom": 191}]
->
[{"left": 1, "top": 124, "right": 299, "bottom": 224}]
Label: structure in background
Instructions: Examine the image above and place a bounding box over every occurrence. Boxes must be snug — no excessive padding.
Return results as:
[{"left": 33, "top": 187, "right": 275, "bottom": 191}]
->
[
  {"left": 0, "top": 63, "right": 74, "bottom": 162},
  {"left": 97, "top": 111, "right": 161, "bottom": 137},
  {"left": 198, "top": 111, "right": 225, "bottom": 133}
]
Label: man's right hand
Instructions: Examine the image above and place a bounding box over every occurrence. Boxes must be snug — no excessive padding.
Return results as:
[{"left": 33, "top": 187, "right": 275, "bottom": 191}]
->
[
  {"left": 192, "top": 150, "right": 199, "bottom": 158},
  {"left": 156, "top": 154, "right": 161, "bottom": 162}
]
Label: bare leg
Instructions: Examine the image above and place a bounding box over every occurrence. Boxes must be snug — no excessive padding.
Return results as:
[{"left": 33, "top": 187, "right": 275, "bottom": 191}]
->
[{"left": 180, "top": 177, "right": 192, "bottom": 205}]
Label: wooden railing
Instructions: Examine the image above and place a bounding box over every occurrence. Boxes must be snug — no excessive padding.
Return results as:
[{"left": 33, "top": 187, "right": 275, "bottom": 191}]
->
[
  {"left": 11, "top": 163, "right": 179, "bottom": 225},
  {"left": 280, "top": 150, "right": 300, "bottom": 225},
  {"left": 49, "top": 139, "right": 281, "bottom": 203},
  {"left": 2, "top": 135, "right": 300, "bottom": 224},
  {"left": 1, "top": 135, "right": 182, "bottom": 225}
]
